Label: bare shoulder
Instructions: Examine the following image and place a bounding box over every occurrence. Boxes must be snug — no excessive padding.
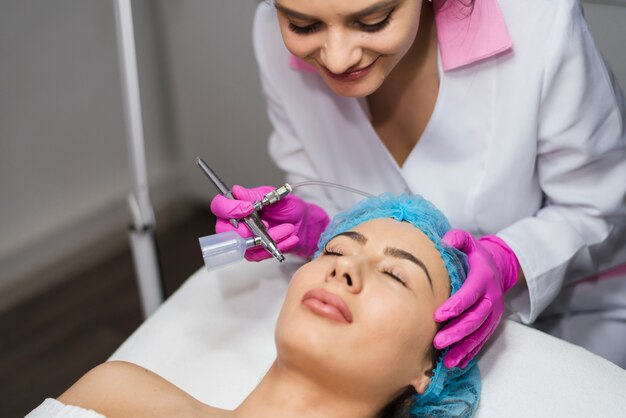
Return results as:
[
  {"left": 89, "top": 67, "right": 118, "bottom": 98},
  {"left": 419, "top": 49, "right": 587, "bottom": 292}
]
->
[{"left": 58, "top": 361, "right": 229, "bottom": 417}]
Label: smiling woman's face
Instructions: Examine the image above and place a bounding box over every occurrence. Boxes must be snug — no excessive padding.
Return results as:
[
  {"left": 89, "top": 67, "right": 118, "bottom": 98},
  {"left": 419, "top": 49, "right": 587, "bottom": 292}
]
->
[
  {"left": 274, "top": 0, "right": 423, "bottom": 97},
  {"left": 275, "top": 218, "right": 450, "bottom": 402}
]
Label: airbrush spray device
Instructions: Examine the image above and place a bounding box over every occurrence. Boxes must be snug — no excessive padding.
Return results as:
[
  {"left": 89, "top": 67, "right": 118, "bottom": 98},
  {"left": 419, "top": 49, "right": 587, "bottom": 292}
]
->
[{"left": 196, "top": 157, "right": 290, "bottom": 271}]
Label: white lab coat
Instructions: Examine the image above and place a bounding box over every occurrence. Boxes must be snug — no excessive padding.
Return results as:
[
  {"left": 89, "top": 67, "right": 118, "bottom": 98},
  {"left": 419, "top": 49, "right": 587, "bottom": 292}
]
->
[{"left": 252, "top": 0, "right": 626, "bottom": 364}]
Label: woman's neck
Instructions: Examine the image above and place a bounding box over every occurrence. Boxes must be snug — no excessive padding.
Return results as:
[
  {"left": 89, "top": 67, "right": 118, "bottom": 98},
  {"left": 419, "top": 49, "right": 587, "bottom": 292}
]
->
[
  {"left": 232, "top": 361, "right": 383, "bottom": 418},
  {"left": 373, "top": 1, "right": 438, "bottom": 100},
  {"left": 365, "top": 2, "right": 439, "bottom": 166}
]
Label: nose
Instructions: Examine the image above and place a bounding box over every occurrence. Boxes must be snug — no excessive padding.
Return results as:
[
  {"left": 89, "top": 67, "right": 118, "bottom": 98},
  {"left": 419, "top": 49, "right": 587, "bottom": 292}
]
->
[
  {"left": 327, "top": 256, "right": 363, "bottom": 293},
  {"left": 319, "top": 29, "right": 363, "bottom": 74}
]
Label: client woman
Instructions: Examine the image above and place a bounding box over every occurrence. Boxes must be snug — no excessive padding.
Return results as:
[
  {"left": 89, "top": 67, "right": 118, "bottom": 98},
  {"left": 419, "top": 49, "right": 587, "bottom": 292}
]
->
[{"left": 28, "top": 194, "right": 481, "bottom": 418}]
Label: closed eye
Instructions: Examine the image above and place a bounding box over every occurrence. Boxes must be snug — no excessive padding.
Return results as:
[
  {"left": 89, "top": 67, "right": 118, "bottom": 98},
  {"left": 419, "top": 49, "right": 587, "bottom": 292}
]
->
[
  {"left": 287, "top": 8, "right": 395, "bottom": 35},
  {"left": 288, "top": 21, "right": 322, "bottom": 35},
  {"left": 354, "top": 9, "right": 395, "bottom": 33},
  {"left": 322, "top": 247, "right": 343, "bottom": 256},
  {"left": 383, "top": 269, "right": 407, "bottom": 287},
  {"left": 324, "top": 246, "right": 407, "bottom": 286}
]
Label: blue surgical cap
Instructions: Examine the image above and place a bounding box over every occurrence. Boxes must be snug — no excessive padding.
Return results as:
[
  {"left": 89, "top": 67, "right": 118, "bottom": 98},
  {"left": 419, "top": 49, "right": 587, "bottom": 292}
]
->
[{"left": 315, "top": 193, "right": 481, "bottom": 417}]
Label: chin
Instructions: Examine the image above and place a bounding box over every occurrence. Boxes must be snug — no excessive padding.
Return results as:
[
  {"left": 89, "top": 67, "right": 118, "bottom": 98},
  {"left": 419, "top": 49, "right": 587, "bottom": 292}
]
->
[
  {"left": 323, "top": 77, "right": 382, "bottom": 98},
  {"left": 275, "top": 322, "right": 369, "bottom": 393},
  {"left": 275, "top": 317, "right": 333, "bottom": 376},
  {"left": 319, "top": 56, "right": 396, "bottom": 97}
]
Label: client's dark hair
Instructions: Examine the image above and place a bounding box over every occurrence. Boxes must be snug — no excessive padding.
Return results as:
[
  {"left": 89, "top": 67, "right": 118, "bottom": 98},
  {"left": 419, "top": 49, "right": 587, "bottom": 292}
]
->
[{"left": 378, "top": 386, "right": 418, "bottom": 418}]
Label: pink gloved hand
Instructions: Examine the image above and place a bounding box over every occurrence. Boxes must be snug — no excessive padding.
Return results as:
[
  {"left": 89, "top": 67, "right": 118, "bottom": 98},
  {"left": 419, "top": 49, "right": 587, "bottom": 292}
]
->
[
  {"left": 433, "top": 230, "right": 519, "bottom": 368},
  {"left": 210, "top": 185, "right": 330, "bottom": 261}
]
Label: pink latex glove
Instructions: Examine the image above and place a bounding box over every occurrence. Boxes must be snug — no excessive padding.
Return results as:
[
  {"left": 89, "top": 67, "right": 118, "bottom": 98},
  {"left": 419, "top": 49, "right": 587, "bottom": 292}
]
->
[
  {"left": 210, "top": 185, "right": 330, "bottom": 261},
  {"left": 433, "top": 230, "right": 519, "bottom": 368}
]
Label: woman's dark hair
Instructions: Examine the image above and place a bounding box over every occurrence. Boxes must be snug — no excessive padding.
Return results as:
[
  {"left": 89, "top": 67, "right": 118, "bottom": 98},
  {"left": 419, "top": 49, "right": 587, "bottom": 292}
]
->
[
  {"left": 262, "top": 0, "right": 476, "bottom": 22},
  {"left": 263, "top": 0, "right": 476, "bottom": 11},
  {"left": 378, "top": 386, "right": 418, "bottom": 418},
  {"left": 439, "top": 0, "right": 476, "bottom": 16},
  {"left": 441, "top": 0, "right": 476, "bottom": 6}
]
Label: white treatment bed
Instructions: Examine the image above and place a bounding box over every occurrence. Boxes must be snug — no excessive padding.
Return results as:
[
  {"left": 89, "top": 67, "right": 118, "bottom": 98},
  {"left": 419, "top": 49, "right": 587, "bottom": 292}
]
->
[{"left": 110, "top": 258, "right": 626, "bottom": 417}]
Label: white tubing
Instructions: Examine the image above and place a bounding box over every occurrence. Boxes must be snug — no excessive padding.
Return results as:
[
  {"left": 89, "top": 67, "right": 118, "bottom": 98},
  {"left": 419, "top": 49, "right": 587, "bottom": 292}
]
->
[{"left": 291, "top": 180, "right": 374, "bottom": 198}]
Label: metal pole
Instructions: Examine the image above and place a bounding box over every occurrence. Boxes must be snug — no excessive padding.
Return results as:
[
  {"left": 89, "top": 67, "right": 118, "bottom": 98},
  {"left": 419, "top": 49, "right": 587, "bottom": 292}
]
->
[{"left": 113, "top": 0, "right": 164, "bottom": 318}]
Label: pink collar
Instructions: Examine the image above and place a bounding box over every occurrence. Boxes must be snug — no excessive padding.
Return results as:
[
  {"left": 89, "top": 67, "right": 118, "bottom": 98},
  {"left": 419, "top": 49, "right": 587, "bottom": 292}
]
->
[
  {"left": 289, "top": 0, "right": 512, "bottom": 73},
  {"left": 434, "top": 0, "right": 512, "bottom": 70}
]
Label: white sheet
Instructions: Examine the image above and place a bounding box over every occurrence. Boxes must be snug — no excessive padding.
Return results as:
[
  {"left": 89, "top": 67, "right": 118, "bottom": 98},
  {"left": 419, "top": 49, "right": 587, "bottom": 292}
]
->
[
  {"left": 110, "top": 258, "right": 626, "bottom": 417},
  {"left": 26, "top": 398, "right": 105, "bottom": 418}
]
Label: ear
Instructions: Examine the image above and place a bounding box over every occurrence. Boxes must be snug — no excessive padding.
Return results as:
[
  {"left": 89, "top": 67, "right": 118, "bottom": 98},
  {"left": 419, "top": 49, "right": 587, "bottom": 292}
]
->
[{"left": 409, "top": 369, "right": 433, "bottom": 395}]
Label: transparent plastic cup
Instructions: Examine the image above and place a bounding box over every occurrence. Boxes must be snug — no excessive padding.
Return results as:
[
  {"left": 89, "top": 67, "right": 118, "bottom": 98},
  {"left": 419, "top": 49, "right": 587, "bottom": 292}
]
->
[{"left": 199, "top": 231, "right": 258, "bottom": 271}]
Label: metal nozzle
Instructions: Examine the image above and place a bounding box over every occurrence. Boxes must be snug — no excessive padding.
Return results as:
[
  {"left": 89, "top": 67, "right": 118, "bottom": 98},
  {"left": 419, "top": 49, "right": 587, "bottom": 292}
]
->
[
  {"left": 241, "top": 211, "right": 285, "bottom": 263},
  {"left": 253, "top": 183, "right": 292, "bottom": 211},
  {"left": 263, "top": 241, "right": 285, "bottom": 262},
  {"left": 245, "top": 236, "right": 263, "bottom": 248}
]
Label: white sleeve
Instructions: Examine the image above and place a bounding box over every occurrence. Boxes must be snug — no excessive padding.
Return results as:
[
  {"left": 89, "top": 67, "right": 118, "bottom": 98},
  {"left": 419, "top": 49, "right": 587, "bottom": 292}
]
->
[
  {"left": 498, "top": 0, "right": 626, "bottom": 323},
  {"left": 252, "top": 4, "right": 341, "bottom": 216},
  {"left": 25, "top": 398, "right": 106, "bottom": 418}
]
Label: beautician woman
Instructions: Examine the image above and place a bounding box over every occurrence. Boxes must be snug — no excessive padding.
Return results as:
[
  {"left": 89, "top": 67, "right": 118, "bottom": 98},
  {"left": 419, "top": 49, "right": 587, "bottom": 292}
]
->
[{"left": 212, "top": 0, "right": 626, "bottom": 368}]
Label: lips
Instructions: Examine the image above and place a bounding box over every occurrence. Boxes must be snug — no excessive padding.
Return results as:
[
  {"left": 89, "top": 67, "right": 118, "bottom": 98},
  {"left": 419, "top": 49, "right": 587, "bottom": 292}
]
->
[
  {"left": 302, "top": 288, "right": 353, "bottom": 324},
  {"left": 323, "top": 58, "right": 378, "bottom": 82}
]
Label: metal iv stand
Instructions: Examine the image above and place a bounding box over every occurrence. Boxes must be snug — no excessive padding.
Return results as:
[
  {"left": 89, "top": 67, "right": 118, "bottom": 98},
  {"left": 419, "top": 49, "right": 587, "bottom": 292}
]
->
[{"left": 113, "top": 0, "right": 164, "bottom": 318}]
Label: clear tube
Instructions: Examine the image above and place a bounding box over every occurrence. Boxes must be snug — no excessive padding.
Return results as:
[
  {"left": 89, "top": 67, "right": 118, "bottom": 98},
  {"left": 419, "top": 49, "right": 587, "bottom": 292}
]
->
[
  {"left": 291, "top": 180, "right": 374, "bottom": 198},
  {"left": 199, "top": 231, "right": 258, "bottom": 271}
]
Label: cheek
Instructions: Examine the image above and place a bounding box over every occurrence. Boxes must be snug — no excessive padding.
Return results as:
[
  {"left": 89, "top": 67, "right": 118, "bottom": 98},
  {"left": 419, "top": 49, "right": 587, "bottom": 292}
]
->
[
  {"left": 359, "top": 292, "right": 436, "bottom": 360},
  {"left": 274, "top": 263, "right": 323, "bottom": 338},
  {"left": 274, "top": 280, "right": 307, "bottom": 355},
  {"left": 372, "top": 10, "right": 422, "bottom": 56},
  {"left": 364, "top": 28, "right": 415, "bottom": 56},
  {"left": 346, "top": 294, "right": 435, "bottom": 387}
]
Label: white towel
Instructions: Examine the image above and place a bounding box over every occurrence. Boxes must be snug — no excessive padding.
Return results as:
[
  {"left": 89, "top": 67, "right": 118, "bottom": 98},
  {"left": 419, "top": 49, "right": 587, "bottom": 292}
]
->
[{"left": 25, "top": 398, "right": 105, "bottom": 418}]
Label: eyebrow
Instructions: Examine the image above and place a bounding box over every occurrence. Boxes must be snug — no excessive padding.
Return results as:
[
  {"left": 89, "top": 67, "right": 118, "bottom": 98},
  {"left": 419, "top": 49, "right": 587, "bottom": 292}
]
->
[
  {"left": 332, "top": 231, "right": 368, "bottom": 244},
  {"left": 384, "top": 247, "right": 433, "bottom": 290},
  {"left": 274, "top": 0, "right": 400, "bottom": 21},
  {"left": 329, "top": 231, "right": 434, "bottom": 290}
]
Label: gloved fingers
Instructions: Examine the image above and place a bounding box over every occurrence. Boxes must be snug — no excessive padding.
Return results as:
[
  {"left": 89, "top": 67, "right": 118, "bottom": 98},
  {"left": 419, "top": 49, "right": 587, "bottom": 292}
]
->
[
  {"left": 443, "top": 315, "right": 499, "bottom": 369},
  {"left": 244, "top": 247, "right": 272, "bottom": 261},
  {"left": 433, "top": 298, "right": 493, "bottom": 350},
  {"left": 442, "top": 229, "right": 476, "bottom": 253},
  {"left": 259, "top": 195, "right": 308, "bottom": 224},
  {"left": 211, "top": 194, "right": 254, "bottom": 219},
  {"left": 277, "top": 235, "right": 300, "bottom": 253},
  {"left": 245, "top": 235, "right": 300, "bottom": 261},
  {"left": 434, "top": 274, "right": 484, "bottom": 322},
  {"left": 244, "top": 224, "right": 297, "bottom": 261},
  {"left": 215, "top": 218, "right": 254, "bottom": 237},
  {"left": 216, "top": 216, "right": 276, "bottom": 235},
  {"left": 266, "top": 223, "right": 296, "bottom": 241},
  {"left": 231, "top": 185, "right": 274, "bottom": 202},
  {"left": 456, "top": 318, "right": 500, "bottom": 368},
  {"left": 232, "top": 185, "right": 308, "bottom": 225},
  {"left": 457, "top": 342, "right": 485, "bottom": 369}
]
